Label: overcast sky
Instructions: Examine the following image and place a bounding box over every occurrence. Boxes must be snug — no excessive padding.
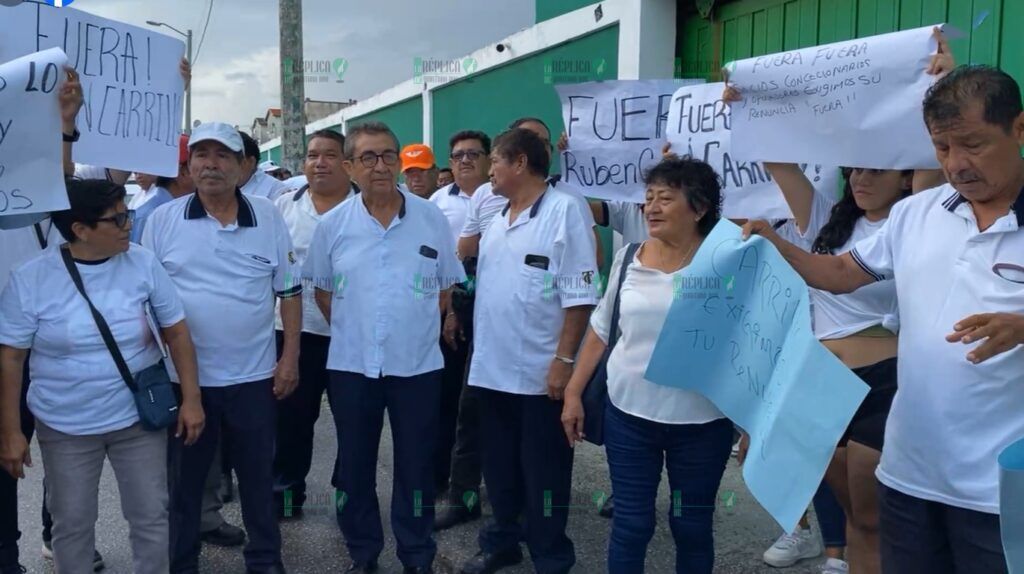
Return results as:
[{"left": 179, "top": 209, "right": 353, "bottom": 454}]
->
[{"left": 78, "top": 0, "right": 536, "bottom": 131}]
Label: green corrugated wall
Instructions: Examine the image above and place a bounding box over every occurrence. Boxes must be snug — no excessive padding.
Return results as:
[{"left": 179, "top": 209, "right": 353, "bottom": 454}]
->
[
  {"left": 679, "top": 0, "right": 1023, "bottom": 88},
  {"left": 536, "top": 0, "right": 601, "bottom": 23}
]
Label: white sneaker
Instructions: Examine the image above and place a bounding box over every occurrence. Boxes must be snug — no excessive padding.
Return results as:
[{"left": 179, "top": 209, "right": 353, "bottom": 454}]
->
[
  {"left": 763, "top": 528, "right": 823, "bottom": 567},
  {"left": 820, "top": 557, "right": 850, "bottom": 573}
]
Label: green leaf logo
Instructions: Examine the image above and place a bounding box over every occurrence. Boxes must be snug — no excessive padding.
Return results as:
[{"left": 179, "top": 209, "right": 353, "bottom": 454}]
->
[
  {"left": 463, "top": 490, "right": 479, "bottom": 511},
  {"left": 593, "top": 58, "right": 607, "bottom": 77},
  {"left": 592, "top": 490, "right": 608, "bottom": 509},
  {"left": 462, "top": 57, "right": 478, "bottom": 74},
  {"left": 332, "top": 58, "right": 348, "bottom": 82},
  {"left": 335, "top": 490, "right": 349, "bottom": 511}
]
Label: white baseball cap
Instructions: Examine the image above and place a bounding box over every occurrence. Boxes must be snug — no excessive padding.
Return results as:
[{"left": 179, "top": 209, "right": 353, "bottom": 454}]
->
[
  {"left": 188, "top": 122, "right": 244, "bottom": 153},
  {"left": 259, "top": 160, "right": 283, "bottom": 173}
]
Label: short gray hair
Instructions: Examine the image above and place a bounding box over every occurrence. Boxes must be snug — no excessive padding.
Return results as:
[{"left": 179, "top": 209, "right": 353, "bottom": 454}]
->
[{"left": 344, "top": 121, "right": 400, "bottom": 158}]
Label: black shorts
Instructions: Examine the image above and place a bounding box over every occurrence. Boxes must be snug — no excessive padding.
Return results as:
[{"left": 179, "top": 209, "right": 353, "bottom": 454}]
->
[{"left": 839, "top": 357, "right": 897, "bottom": 451}]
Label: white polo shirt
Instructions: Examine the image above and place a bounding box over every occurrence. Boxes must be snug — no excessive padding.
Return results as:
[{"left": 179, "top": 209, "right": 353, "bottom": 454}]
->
[
  {"left": 459, "top": 176, "right": 595, "bottom": 238},
  {"left": 242, "top": 169, "right": 292, "bottom": 201},
  {"left": 602, "top": 200, "right": 648, "bottom": 244},
  {"left": 274, "top": 184, "right": 356, "bottom": 337},
  {"left": 429, "top": 182, "right": 473, "bottom": 245},
  {"left": 303, "top": 189, "right": 465, "bottom": 378},
  {"left": 469, "top": 187, "right": 599, "bottom": 395},
  {"left": 850, "top": 183, "right": 1024, "bottom": 514},
  {"left": 142, "top": 190, "right": 301, "bottom": 387}
]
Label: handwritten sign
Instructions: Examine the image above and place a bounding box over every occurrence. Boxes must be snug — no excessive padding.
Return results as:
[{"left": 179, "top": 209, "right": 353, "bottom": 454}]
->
[
  {"left": 645, "top": 220, "right": 868, "bottom": 531},
  {"left": 1000, "top": 437, "right": 1024, "bottom": 573},
  {"left": 0, "top": 2, "right": 186, "bottom": 176},
  {"left": 667, "top": 82, "right": 840, "bottom": 219},
  {"left": 0, "top": 48, "right": 69, "bottom": 225},
  {"left": 727, "top": 25, "right": 941, "bottom": 169},
  {"left": 557, "top": 79, "right": 703, "bottom": 202}
]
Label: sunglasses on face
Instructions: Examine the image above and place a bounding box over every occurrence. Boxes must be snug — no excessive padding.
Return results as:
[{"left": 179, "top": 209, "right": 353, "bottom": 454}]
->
[{"left": 450, "top": 150, "right": 486, "bottom": 163}]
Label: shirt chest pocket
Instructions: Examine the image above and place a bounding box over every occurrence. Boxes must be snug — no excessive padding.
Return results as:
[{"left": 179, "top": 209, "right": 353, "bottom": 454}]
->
[
  {"left": 518, "top": 254, "right": 553, "bottom": 305},
  {"left": 989, "top": 262, "right": 1024, "bottom": 302},
  {"left": 414, "top": 245, "right": 440, "bottom": 298},
  {"left": 215, "top": 245, "right": 277, "bottom": 280}
]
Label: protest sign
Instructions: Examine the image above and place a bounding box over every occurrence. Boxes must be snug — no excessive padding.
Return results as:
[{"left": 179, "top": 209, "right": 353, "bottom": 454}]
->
[
  {"left": 0, "top": 1, "right": 186, "bottom": 176},
  {"left": 666, "top": 82, "right": 840, "bottom": 219},
  {"left": 557, "top": 79, "right": 703, "bottom": 202},
  {"left": 645, "top": 220, "right": 868, "bottom": 531},
  {"left": 0, "top": 47, "right": 69, "bottom": 224},
  {"left": 727, "top": 25, "right": 941, "bottom": 169},
  {"left": 1000, "top": 437, "right": 1024, "bottom": 573}
]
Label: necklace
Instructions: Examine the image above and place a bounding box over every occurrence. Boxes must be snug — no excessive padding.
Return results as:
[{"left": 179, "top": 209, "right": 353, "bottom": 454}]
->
[{"left": 654, "top": 237, "right": 701, "bottom": 272}]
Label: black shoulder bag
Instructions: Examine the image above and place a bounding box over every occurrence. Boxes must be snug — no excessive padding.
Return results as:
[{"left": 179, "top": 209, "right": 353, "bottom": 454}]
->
[
  {"left": 582, "top": 242, "right": 640, "bottom": 446},
  {"left": 60, "top": 246, "right": 179, "bottom": 431}
]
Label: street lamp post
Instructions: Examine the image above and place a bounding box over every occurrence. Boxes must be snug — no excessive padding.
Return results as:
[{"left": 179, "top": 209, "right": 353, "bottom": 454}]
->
[{"left": 146, "top": 20, "right": 193, "bottom": 134}]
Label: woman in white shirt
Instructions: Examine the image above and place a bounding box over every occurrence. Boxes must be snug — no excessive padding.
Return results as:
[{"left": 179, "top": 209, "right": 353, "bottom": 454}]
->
[
  {"left": 561, "top": 157, "right": 732, "bottom": 574},
  {"left": 0, "top": 179, "right": 204, "bottom": 574}
]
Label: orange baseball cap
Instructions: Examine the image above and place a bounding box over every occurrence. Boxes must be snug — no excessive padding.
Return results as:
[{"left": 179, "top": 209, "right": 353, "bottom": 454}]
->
[{"left": 401, "top": 144, "right": 436, "bottom": 172}]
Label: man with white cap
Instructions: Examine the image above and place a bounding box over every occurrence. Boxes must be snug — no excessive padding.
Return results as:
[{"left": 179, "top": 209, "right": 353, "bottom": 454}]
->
[
  {"left": 238, "top": 132, "right": 291, "bottom": 201},
  {"left": 142, "top": 122, "right": 302, "bottom": 574}
]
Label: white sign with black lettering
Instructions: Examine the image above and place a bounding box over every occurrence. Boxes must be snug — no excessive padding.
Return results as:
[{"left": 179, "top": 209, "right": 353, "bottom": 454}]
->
[
  {"left": 0, "top": 2, "right": 186, "bottom": 176},
  {"left": 0, "top": 47, "right": 69, "bottom": 221},
  {"left": 667, "top": 83, "right": 840, "bottom": 219},
  {"left": 557, "top": 79, "right": 704, "bottom": 202},
  {"left": 727, "top": 25, "right": 941, "bottom": 169}
]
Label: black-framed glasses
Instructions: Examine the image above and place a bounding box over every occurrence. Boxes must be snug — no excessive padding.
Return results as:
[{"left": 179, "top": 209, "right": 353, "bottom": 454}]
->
[
  {"left": 450, "top": 150, "right": 486, "bottom": 163},
  {"left": 352, "top": 151, "right": 399, "bottom": 168},
  {"left": 94, "top": 210, "right": 135, "bottom": 229}
]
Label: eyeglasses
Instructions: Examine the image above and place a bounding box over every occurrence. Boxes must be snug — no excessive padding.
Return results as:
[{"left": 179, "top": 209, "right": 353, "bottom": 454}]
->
[
  {"left": 94, "top": 210, "right": 135, "bottom": 229},
  {"left": 351, "top": 151, "right": 399, "bottom": 168},
  {"left": 450, "top": 150, "right": 486, "bottom": 163}
]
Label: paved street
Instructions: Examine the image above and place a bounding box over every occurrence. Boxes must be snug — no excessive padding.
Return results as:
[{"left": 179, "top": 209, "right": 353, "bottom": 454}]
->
[{"left": 16, "top": 402, "right": 827, "bottom": 573}]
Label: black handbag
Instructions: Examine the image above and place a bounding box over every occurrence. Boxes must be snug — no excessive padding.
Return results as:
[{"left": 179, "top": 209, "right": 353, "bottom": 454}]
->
[
  {"left": 60, "top": 246, "right": 179, "bottom": 431},
  {"left": 582, "top": 242, "right": 640, "bottom": 446}
]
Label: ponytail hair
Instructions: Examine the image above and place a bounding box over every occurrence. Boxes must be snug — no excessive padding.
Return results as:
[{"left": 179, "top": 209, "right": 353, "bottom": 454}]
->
[{"left": 811, "top": 169, "right": 912, "bottom": 254}]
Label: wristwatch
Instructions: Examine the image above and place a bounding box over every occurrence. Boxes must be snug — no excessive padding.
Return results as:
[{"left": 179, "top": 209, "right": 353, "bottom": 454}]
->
[{"left": 63, "top": 128, "right": 81, "bottom": 143}]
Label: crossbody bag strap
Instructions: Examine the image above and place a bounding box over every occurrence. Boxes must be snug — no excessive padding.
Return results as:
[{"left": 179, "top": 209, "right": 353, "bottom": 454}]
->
[
  {"left": 59, "top": 246, "right": 139, "bottom": 393},
  {"left": 607, "top": 242, "right": 641, "bottom": 349}
]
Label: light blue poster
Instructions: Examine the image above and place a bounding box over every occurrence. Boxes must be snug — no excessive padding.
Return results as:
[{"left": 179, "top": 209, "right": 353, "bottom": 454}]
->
[
  {"left": 1000, "top": 437, "right": 1024, "bottom": 573},
  {"left": 645, "top": 220, "right": 869, "bottom": 531}
]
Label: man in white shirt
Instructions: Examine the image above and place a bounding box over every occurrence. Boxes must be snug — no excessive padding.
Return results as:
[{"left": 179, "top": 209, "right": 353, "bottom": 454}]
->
[
  {"left": 460, "top": 128, "right": 598, "bottom": 574},
  {"left": 143, "top": 122, "right": 301, "bottom": 574},
  {"left": 271, "top": 129, "right": 357, "bottom": 520},
  {"left": 238, "top": 131, "right": 291, "bottom": 201},
  {"left": 745, "top": 65, "right": 1024, "bottom": 574},
  {"left": 128, "top": 172, "right": 159, "bottom": 209},
  {"left": 428, "top": 130, "right": 491, "bottom": 531},
  {"left": 304, "top": 121, "right": 463, "bottom": 574}
]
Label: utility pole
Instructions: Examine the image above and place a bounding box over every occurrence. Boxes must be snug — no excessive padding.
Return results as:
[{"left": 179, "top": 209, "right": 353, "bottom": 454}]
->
[{"left": 279, "top": 0, "right": 305, "bottom": 175}]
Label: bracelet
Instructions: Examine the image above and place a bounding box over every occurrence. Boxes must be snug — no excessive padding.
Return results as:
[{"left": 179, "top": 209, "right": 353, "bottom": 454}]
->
[
  {"left": 554, "top": 354, "right": 575, "bottom": 365},
  {"left": 62, "top": 128, "right": 80, "bottom": 143},
  {"left": 445, "top": 312, "right": 456, "bottom": 319}
]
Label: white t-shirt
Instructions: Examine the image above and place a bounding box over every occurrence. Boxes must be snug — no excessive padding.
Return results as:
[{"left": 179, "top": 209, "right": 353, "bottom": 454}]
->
[
  {"left": 776, "top": 191, "right": 898, "bottom": 339},
  {"left": 469, "top": 188, "right": 599, "bottom": 395},
  {"left": 603, "top": 201, "right": 648, "bottom": 244},
  {"left": 591, "top": 244, "right": 725, "bottom": 424},
  {"left": 274, "top": 185, "right": 355, "bottom": 337},
  {"left": 142, "top": 191, "right": 302, "bottom": 387},
  {"left": 851, "top": 184, "right": 1024, "bottom": 514},
  {"left": 0, "top": 245, "right": 185, "bottom": 435}
]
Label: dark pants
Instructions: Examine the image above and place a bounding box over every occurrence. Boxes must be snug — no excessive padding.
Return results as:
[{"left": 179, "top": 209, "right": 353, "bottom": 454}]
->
[
  {"left": 273, "top": 331, "right": 332, "bottom": 511},
  {"left": 813, "top": 480, "right": 847, "bottom": 548},
  {"left": 0, "top": 362, "right": 35, "bottom": 568},
  {"left": 879, "top": 482, "right": 1007, "bottom": 574},
  {"left": 477, "top": 388, "right": 575, "bottom": 574},
  {"left": 327, "top": 370, "right": 441, "bottom": 569},
  {"left": 436, "top": 335, "right": 470, "bottom": 494},
  {"left": 604, "top": 403, "right": 732, "bottom": 574},
  {"left": 168, "top": 380, "right": 282, "bottom": 573},
  {"left": 447, "top": 292, "right": 481, "bottom": 503}
]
